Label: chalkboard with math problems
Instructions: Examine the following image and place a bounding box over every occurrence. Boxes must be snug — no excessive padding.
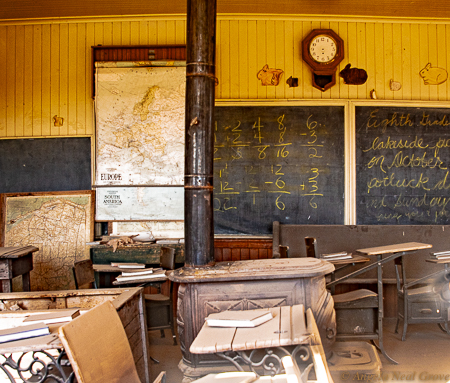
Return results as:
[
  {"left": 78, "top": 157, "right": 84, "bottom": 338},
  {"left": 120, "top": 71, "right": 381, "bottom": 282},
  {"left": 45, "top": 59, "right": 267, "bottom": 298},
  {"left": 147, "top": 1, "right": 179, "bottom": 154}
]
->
[
  {"left": 213, "top": 105, "right": 345, "bottom": 235},
  {"left": 356, "top": 106, "right": 450, "bottom": 225}
]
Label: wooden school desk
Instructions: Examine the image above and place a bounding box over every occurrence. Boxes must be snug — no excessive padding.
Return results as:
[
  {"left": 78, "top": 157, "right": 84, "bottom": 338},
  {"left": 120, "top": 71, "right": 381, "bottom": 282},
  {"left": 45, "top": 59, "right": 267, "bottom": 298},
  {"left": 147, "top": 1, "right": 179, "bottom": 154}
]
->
[
  {"left": 0, "top": 246, "right": 39, "bottom": 293},
  {"left": 189, "top": 304, "right": 333, "bottom": 380},
  {"left": 327, "top": 242, "right": 432, "bottom": 364}
]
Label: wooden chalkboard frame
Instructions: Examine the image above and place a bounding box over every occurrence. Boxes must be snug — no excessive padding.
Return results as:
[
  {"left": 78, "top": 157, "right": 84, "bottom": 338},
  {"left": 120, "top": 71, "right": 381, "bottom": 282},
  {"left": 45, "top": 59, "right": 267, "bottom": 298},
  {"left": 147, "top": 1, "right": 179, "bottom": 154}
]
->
[
  {"left": 353, "top": 101, "right": 450, "bottom": 225},
  {"left": 213, "top": 101, "right": 348, "bottom": 234}
]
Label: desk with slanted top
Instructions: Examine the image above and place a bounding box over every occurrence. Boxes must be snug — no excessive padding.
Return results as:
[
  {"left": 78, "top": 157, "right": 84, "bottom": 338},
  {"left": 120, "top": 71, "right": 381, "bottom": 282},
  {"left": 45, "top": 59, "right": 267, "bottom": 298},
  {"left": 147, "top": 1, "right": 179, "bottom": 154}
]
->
[
  {"left": 327, "top": 242, "right": 432, "bottom": 365},
  {"left": 0, "top": 246, "right": 39, "bottom": 293},
  {"left": 190, "top": 304, "right": 333, "bottom": 381}
]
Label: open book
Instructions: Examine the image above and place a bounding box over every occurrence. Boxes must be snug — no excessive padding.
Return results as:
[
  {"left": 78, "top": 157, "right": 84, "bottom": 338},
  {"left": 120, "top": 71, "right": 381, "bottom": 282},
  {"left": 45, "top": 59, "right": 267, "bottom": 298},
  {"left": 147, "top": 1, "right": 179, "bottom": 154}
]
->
[
  {"left": 205, "top": 309, "right": 273, "bottom": 328},
  {"left": 0, "top": 323, "right": 50, "bottom": 343},
  {"left": 23, "top": 309, "right": 80, "bottom": 325}
]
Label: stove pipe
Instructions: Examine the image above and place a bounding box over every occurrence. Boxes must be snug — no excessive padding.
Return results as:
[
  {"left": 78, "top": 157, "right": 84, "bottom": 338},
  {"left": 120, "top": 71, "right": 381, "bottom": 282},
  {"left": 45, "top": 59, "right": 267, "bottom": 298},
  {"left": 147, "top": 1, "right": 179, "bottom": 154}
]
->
[{"left": 184, "top": 0, "right": 217, "bottom": 268}]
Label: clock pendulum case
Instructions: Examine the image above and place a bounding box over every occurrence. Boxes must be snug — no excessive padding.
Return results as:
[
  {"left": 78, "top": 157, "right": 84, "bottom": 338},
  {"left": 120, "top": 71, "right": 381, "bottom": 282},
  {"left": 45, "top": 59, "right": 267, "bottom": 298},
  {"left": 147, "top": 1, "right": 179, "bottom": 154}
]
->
[{"left": 302, "top": 29, "right": 344, "bottom": 92}]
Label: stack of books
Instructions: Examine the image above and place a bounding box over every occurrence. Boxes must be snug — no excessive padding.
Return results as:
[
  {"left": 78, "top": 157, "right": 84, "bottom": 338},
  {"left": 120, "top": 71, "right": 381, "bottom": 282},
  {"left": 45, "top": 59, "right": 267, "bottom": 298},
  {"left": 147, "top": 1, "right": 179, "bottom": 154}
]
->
[
  {"left": 430, "top": 251, "right": 450, "bottom": 260},
  {"left": 321, "top": 251, "right": 352, "bottom": 261},
  {"left": 22, "top": 309, "right": 80, "bottom": 325},
  {"left": 110, "top": 262, "right": 146, "bottom": 269},
  {"left": 115, "top": 268, "right": 166, "bottom": 283},
  {"left": 0, "top": 323, "right": 50, "bottom": 344}
]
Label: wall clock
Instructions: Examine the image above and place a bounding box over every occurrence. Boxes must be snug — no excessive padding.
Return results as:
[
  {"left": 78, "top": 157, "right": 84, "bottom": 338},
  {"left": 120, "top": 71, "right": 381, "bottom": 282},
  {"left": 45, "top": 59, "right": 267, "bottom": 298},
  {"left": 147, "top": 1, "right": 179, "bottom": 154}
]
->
[{"left": 302, "top": 29, "right": 344, "bottom": 92}]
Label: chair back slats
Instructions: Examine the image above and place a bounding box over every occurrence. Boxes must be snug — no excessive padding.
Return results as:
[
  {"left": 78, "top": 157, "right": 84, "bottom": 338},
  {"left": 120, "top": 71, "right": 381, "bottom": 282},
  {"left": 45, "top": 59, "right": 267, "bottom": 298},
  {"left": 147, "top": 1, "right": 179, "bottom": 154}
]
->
[
  {"left": 73, "top": 259, "right": 96, "bottom": 289},
  {"left": 160, "top": 247, "right": 175, "bottom": 270}
]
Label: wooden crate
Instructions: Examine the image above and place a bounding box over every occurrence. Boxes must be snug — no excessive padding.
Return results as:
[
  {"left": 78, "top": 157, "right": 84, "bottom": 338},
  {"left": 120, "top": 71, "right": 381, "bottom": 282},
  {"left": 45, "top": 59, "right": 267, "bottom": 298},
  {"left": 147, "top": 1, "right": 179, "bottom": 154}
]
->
[{"left": 0, "top": 287, "right": 150, "bottom": 383}]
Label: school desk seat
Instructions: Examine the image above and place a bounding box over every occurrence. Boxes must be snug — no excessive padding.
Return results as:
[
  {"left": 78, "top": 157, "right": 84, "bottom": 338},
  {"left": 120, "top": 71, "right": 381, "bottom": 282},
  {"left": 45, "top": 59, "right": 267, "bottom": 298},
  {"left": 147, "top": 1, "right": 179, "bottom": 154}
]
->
[{"left": 59, "top": 300, "right": 166, "bottom": 383}]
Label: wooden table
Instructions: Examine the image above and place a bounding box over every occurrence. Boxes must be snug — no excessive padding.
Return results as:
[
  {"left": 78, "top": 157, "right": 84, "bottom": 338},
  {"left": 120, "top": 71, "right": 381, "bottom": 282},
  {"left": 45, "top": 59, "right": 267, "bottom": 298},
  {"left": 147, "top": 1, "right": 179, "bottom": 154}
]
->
[
  {"left": 327, "top": 242, "right": 432, "bottom": 365},
  {"left": 0, "top": 246, "right": 39, "bottom": 293},
  {"left": 0, "top": 287, "right": 150, "bottom": 383},
  {"left": 190, "top": 304, "right": 333, "bottom": 380}
]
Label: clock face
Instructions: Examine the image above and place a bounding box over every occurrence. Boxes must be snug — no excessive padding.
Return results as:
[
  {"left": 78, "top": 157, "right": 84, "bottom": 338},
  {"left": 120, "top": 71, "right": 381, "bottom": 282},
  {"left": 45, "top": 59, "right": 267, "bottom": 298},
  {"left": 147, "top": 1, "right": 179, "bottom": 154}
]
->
[{"left": 309, "top": 34, "right": 338, "bottom": 63}]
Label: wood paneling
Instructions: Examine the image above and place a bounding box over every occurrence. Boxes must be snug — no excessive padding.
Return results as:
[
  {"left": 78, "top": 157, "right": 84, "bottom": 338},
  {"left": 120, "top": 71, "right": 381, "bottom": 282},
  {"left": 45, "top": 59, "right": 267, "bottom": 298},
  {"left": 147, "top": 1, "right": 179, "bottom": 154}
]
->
[
  {"left": 214, "top": 238, "right": 273, "bottom": 262},
  {"left": 2, "top": 15, "right": 450, "bottom": 139},
  {"left": 4, "top": 0, "right": 450, "bottom": 21}
]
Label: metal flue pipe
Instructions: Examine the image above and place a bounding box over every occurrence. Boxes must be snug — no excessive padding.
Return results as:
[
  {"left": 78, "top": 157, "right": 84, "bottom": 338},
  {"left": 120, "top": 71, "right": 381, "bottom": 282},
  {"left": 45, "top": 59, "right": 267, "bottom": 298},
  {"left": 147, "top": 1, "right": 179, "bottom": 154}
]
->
[{"left": 184, "top": 0, "right": 217, "bottom": 268}]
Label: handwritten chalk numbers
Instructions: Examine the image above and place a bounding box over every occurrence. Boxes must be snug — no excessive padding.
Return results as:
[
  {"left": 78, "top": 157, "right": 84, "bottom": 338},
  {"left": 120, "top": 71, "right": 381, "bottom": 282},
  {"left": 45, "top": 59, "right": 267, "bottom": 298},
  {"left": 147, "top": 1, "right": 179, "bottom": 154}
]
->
[
  {"left": 301, "top": 115, "right": 324, "bottom": 209},
  {"left": 253, "top": 118, "right": 263, "bottom": 144}
]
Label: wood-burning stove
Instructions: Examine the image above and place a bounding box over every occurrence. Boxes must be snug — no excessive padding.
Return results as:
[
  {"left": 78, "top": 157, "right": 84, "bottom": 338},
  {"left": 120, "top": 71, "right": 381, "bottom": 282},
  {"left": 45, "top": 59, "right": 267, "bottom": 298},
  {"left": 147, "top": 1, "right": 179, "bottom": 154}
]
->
[{"left": 170, "top": 257, "right": 336, "bottom": 379}]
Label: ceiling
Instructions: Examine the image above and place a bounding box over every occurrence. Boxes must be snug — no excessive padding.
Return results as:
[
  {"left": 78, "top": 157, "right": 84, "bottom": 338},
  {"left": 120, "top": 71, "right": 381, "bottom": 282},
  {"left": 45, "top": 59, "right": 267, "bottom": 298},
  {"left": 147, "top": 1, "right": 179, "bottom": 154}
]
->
[{"left": 1, "top": 0, "right": 450, "bottom": 21}]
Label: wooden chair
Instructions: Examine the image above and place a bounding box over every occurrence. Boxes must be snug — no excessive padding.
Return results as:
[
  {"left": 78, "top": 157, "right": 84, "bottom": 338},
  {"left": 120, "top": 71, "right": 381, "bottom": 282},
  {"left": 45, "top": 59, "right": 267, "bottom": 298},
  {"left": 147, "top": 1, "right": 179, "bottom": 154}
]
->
[
  {"left": 304, "top": 237, "right": 318, "bottom": 258},
  {"left": 73, "top": 259, "right": 97, "bottom": 289},
  {"left": 145, "top": 246, "right": 177, "bottom": 345},
  {"left": 59, "top": 300, "right": 165, "bottom": 383},
  {"left": 303, "top": 237, "right": 379, "bottom": 354}
]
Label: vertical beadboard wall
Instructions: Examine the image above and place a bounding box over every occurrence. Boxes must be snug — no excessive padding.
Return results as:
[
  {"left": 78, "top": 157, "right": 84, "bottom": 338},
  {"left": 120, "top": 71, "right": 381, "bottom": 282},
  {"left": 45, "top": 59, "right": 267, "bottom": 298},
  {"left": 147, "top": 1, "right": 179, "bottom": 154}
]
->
[{"left": 1, "top": 15, "right": 450, "bottom": 139}]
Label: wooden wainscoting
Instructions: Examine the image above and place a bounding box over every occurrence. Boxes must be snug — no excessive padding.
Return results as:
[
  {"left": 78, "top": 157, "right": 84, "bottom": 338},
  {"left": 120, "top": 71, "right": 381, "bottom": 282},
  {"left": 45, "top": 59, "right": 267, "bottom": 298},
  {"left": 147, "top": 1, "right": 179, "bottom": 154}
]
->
[{"left": 213, "top": 238, "right": 273, "bottom": 262}]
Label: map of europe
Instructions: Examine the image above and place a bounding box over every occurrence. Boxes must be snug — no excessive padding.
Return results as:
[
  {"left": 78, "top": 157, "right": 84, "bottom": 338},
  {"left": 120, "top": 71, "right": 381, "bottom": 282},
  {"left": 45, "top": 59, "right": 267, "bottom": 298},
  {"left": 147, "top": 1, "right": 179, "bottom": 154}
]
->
[{"left": 95, "top": 66, "right": 186, "bottom": 186}]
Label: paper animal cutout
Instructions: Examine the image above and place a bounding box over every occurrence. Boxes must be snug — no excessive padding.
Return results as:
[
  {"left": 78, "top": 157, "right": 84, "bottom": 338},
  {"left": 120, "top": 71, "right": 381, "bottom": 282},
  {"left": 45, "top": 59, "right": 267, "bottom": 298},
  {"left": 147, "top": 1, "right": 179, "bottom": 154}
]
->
[
  {"left": 286, "top": 76, "right": 298, "bottom": 87},
  {"left": 419, "top": 63, "right": 448, "bottom": 85},
  {"left": 257, "top": 65, "right": 284, "bottom": 86},
  {"left": 390, "top": 79, "right": 402, "bottom": 91},
  {"left": 339, "top": 64, "right": 368, "bottom": 85}
]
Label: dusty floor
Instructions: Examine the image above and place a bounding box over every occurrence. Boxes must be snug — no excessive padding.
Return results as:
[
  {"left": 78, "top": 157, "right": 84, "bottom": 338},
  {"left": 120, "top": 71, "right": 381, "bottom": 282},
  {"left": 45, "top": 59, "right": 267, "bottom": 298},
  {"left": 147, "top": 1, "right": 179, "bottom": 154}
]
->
[{"left": 148, "top": 318, "right": 450, "bottom": 383}]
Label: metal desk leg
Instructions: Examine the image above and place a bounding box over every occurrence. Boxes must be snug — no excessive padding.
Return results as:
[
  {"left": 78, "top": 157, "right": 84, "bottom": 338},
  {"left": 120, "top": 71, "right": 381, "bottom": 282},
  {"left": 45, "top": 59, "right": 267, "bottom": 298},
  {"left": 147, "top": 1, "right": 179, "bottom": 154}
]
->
[{"left": 371, "top": 254, "right": 398, "bottom": 365}]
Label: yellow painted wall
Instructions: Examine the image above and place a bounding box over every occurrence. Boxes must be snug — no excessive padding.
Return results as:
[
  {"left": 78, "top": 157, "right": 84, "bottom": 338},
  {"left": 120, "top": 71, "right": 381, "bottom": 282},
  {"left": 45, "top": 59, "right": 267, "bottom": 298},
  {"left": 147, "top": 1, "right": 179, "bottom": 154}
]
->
[{"left": 1, "top": 15, "right": 450, "bottom": 139}]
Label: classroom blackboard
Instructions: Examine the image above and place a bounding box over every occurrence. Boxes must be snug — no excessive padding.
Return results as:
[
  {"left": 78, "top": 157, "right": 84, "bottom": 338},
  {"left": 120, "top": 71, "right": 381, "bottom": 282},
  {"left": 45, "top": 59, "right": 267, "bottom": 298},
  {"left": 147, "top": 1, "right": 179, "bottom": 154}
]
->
[
  {"left": 0, "top": 137, "right": 91, "bottom": 193},
  {"left": 213, "top": 105, "right": 345, "bottom": 234},
  {"left": 356, "top": 106, "right": 450, "bottom": 225}
]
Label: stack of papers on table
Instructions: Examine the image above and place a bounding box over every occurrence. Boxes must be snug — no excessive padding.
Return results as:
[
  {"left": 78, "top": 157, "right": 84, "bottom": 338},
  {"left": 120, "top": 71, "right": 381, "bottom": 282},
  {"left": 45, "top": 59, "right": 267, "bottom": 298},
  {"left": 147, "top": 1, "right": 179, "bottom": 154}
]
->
[
  {"left": 0, "top": 323, "right": 50, "bottom": 343},
  {"left": 321, "top": 251, "right": 352, "bottom": 260},
  {"left": 23, "top": 309, "right": 80, "bottom": 325},
  {"left": 430, "top": 251, "right": 450, "bottom": 260},
  {"left": 205, "top": 309, "right": 273, "bottom": 328}
]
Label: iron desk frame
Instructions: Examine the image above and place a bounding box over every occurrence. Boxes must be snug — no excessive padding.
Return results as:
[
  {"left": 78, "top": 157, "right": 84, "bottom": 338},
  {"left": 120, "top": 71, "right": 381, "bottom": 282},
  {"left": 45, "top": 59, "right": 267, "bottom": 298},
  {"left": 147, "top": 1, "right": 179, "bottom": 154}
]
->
[{"left": 0, "top": 332, "right": 74, "bottom": 383}]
